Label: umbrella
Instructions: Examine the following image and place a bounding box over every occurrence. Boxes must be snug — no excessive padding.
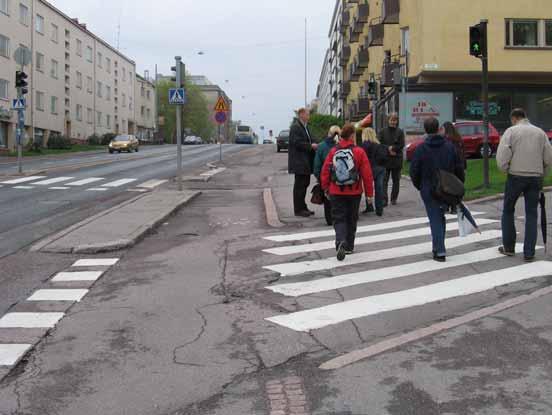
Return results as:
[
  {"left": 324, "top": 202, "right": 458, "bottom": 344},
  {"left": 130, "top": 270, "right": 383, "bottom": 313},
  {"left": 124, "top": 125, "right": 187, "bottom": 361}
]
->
[
  {"left": 459, "top": 202, "right": 481, "bottom": 235},
  {"left": 540, "top": 192, "right": 547, "bottom": 252}
]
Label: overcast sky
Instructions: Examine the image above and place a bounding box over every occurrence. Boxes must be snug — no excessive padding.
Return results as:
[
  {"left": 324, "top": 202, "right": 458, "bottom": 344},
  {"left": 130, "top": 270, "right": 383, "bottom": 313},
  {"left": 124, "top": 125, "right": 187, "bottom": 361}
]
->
[{"left": 49, "top": 0, "right": 335, "bottom": 136}]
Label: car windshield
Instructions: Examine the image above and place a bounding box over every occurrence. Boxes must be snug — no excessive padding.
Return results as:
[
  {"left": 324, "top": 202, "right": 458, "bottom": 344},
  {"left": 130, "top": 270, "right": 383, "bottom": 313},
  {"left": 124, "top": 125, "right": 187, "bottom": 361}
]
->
[
  {"left": 237, "top": 126, "right": 251, "bottom": 132},
  {"left": 457, "top": 125, "right": 483, "bottom": 136},
  {"left": 113, "top": 136, "right": 130, "bottom": 142},
  {"left": 279, "top": 131, "right": 290, "bottom": 138}
]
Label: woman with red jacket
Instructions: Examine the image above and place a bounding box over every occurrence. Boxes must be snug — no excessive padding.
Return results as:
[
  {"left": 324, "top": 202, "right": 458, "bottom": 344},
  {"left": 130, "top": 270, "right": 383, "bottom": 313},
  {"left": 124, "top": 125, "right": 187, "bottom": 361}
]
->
[{"left": 321, "top": 124, "right": 374, "bottom": 261}]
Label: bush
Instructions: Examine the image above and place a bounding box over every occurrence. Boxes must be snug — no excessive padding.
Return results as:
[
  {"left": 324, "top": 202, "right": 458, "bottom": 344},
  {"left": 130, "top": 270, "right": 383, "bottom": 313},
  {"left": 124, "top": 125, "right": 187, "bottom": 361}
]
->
[
  {"left": 48, "top": 134, "right": 72, "bottom": 150},
  {"left": 87, "top": 134, "right": 101, "bottom": 146},
  {"left": 101, "top": 133, "right": 116, "bottom": 146}
]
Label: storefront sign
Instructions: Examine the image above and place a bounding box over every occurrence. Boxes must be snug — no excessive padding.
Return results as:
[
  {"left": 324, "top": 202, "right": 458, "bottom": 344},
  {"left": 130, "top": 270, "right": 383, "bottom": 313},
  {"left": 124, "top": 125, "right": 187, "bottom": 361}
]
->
[
  {"left": 466, "top": 101, "right": 502, "bottom": 117},
  {"left": 399, "top": 93, "right": 454, "bottom": 133}
]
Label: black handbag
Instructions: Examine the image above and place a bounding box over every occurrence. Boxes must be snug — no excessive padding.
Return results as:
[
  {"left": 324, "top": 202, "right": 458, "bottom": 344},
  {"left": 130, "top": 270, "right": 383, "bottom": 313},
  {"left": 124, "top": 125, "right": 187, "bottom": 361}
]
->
[
  {"left": 311, "top": 184, "right": 325, "bottom": 205},
  {"left": 432, "top": 169, "right": 465, "bottom": 206}
]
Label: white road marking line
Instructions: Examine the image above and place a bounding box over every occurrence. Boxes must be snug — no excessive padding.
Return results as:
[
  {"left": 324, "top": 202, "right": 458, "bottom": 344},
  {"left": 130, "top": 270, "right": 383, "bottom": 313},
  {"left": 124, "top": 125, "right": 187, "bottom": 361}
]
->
[
  {"left": 320, "top": 284, "right": 552, "bottom": 370},
  {"left": 200, "top": 167, "right": 227, "bottom": 177},
  {"left": 27, "top": 289, "right": 89, "bottom": 302},
  {"left": 87, "top": 188, "right": 108, "bottom": 192},
  {"left": 267, "top": 261, "right": 552, "bottom": 332},
  {"left": 264, "top": 230, "right": 502, "bottom": 277},
  {"left": 72, "top": 258, "right": 119, "bottom": 267},
  {"left": 51, "top": 271, "right": 104, "bottom": 282},
  {"left": 263, "top": 213, "right": 486, "bottom": 242},
  {"left": 127, "top": 188, "right": 148, "bottom": 193},
  {"left": 66, "top": 178, "right": 104, "bottom": 186},
  {"left": 0, "top": 176, "right": 46, "bottom": 185},
  {"left": 268, "top": 244, "right": 526, "bottom": 297},
  {"left": 49, "top": 187, "right": 70, "bottom": 190},
  {"left": 0, "top": 312, "right": 65, "bottom": 328},
  {"left": 0, "top": 344, "right": 33, "bottom": 366},
  {"left": 101, "top": 178, "right": 137, "bottom": 188},
  {"left": 264, "top": 219, "right": 499, "bottom": 256},
  {"left": 13, "top": 186, "right": 34, "bottom": 190},
  {"left": 137, "top": 179, "right": 168, "bottom": 189},
  {"left": 32, "top": 177, "right": 74, "bottom": 185}
]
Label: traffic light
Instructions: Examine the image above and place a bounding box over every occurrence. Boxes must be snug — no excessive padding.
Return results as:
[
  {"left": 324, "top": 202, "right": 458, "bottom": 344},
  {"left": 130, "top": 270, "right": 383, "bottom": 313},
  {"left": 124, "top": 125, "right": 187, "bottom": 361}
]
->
[
  {"left": 15, "top": 71, "right": 28, "bottom": 95},
  {"left": 470, "top": 23, "right": 487, "bottom": 58},
  {"left": 368, "top": 78, "right": 376, "bottom": 97},
  {"left": 170, "top": 62, "right": 185, "bottom": 87}
]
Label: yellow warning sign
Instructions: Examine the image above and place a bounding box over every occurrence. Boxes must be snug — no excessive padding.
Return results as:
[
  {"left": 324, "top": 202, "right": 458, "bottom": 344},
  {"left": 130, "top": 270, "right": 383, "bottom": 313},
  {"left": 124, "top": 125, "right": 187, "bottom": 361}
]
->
[{"left": 214, "top": 96, "right": 229, "bottom": 112}]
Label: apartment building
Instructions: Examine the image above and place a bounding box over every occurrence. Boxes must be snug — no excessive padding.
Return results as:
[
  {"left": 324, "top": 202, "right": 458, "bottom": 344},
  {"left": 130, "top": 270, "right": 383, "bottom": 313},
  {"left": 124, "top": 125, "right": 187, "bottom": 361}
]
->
[
  {"left": 0, "top": 0, "right": 140, "bottom": 150},
  {"left": 135, "top": 73, "right": 156, "bottom": 141},
  {"left": 329, "top": 0, "right": 552, "bottom": 134}
]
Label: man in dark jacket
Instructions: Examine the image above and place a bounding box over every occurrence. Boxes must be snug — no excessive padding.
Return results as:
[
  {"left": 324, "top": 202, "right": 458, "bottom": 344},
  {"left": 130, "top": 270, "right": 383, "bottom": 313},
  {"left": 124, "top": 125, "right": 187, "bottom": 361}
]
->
[
  {"left": 378, "top": 113, "right": 405, "bottom": 206},
  {"left": 288, "top": 108, "right": 318, "bottom": 217},
  {"left": 410, "top": 117, "right": 465, "bottom": 262}
]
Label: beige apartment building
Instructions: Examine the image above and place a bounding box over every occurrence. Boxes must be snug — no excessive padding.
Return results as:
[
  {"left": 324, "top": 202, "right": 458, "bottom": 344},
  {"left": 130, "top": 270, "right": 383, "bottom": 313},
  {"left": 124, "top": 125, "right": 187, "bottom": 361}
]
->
[
  {"left": 321, "top": 0, "right": 552, "bottom": 134},
  {"left": 135, "top": 73, "right": 156, "bottom": 141},
  {"left": 0, "top": 0, "right": 149, "bottom": 151}
]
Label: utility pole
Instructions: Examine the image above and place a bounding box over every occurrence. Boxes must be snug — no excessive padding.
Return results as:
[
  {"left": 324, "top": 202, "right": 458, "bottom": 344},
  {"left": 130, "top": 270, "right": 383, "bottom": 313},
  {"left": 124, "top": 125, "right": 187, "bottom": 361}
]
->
[
  {"left": 174, "top": 56, "right": 183, "bottom": 191},
  {"left": 304, "top": 18, "right": 308, "bottom": 108}
]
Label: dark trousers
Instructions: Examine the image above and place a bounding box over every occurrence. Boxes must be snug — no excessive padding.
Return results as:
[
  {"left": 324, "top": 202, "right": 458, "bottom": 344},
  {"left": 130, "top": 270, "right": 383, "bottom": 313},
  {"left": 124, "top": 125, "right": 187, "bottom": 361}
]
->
[
  {"left": 422, "top": 192, "right": 447, "bottom": 257},
  {"left": 331, "top": 195, "right": 362, "bottom": 251},
  {"left": 373, "top": 166, "right": 386, "bottom": 214},
  {"left": 293, "top": 174, "right": 311, "bottom": 213},
  {"left": 502, "top": 175, "right": 542, "bottom": 258},
  {"left": 323, "top": 197, "right": 333, "bottom": 226},
  {"left": 384, "top": 167, "right": 402, "bottom": 203}
]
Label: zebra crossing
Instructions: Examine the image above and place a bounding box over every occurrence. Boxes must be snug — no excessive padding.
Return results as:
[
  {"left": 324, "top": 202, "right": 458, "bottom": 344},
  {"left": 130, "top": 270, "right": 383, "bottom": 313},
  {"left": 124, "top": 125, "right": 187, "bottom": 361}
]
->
[
  {"left": 0, "top": 175, "right": 168, "bottom": 193},
  {"left": 261, "top": 212, "right": 552, "bottom": 334}
]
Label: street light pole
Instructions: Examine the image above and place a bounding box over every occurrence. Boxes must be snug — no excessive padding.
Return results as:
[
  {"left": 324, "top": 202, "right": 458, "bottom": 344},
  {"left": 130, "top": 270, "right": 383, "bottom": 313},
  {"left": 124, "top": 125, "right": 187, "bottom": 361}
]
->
[
  {"left": 480, "top": 19, "right": 490, "bottom": 189},
  {"left": 175, "top": 56, "right": 183, "bottom": 192},
  {"left": 305, "top": 17, "right": 308, "bottom": 108}
]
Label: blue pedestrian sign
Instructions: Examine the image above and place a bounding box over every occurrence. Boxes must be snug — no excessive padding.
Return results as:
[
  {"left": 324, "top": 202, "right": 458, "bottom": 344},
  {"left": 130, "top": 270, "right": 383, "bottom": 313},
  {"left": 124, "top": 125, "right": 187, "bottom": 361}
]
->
[
  {"left": 169, "top": 88, "right": 186, "bottom": 105},
  {"left": 12, "top": 98, "right": 26, "bottom": 110}
]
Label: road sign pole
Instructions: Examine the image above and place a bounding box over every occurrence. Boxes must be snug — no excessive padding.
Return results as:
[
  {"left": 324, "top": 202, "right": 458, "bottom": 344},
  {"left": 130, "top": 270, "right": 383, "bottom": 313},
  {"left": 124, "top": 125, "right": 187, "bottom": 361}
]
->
[
  {"left": 219, "top": 124, "right": 222, "bottom": 162},
  {"left": 17, "top": 69, "right": 23, "bottom": 174},
  {"left": 480, "top": 19, "right": 490, "bottom": 189},
  {"left": 175, "top": 56, "right": 183, "bottom": 192}
]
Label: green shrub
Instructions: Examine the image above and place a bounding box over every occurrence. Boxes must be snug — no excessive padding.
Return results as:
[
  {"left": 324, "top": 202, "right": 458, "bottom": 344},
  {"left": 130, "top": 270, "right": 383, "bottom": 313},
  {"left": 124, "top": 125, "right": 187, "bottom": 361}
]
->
[
  {"left": 48, "top": 134, "right": 72, "bottom": 149},
  {"left": 101, "top": 133, "right": 116, "bottom": 146},
  {"left": 87, "top": 134, "right": 101, "bottom": 146}
]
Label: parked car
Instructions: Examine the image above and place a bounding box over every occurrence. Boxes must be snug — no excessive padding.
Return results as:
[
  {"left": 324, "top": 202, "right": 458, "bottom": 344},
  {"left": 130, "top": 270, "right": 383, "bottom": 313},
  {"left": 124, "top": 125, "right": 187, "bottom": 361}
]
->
[
  {"left": 547, "top": 131, "right": 552, "bottom": 143},
  {"left": 406, "top": 121, "right": 501, "bottom": 161},
  {"left": 277, "top": 130, "right": 290, "bottom": 152},
  {"left": 263, "top": 138, "right": 274, "bottom": 144},
  {"left": 235, "top": 135, "right": 255, "bottom": 144},
  {"left": 109, "top": 135, "right": 139, "bottom": 153},
  {"left": 184, "top": 136, "right": 203, "bottom": 145}
]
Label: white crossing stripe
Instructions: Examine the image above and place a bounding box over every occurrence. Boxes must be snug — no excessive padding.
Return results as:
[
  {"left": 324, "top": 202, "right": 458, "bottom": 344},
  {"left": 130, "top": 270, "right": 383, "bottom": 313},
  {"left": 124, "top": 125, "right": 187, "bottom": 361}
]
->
[
  {"left": 102, "top": 178, "right": 137, "bottom": 188},
  {"left": 138, "top": 179, "right": 168, "bottom": 189},
  {"left": 0, "top": 344, "right": 32, "bottom": 366},
  {"left": 32, "top": 177, "right": 74, "bottom": 185},
  {"left": 268, "top": 244, "right": 526, "bottom": 297},
  {"left": 266, "top": 261, "right": 552, "bottom": 332},
  {"left": 13, "top": 186, "right": 34, "bottom": 190},
  {"left": 87, "top": 188, "right": 108, "bottom": 192},
  {"left": 0, "top": 312, "right": 65, "bottom": 328},
  {"left": 49, "top": 187, "right": 70, "bottom": 190},
  {"left": 72, "top": 258, "right": 119, "bottom": 267},
  {"left": 264, "top": 230, "right": 502, "bottom": 277},
  {"left": 51, "top": 271, "right": 104, "bottom": 282},
  {"left": 67, "top": 177, "right": 104, "bottom": 186},
  {"left": 0, "top": 176, "right": 46, "bottom": 185},
  {"left": 200, "top": 167, "right": 227, "bottom": 177},
  {"left": 264, "top": 213, "right": 485, "bottom": 242},
  {"left": 264, "top": 219, "right": 499, "bottom": 256},
  {"left": 127, "top": 188, "right": 148, "bottom": 193},
  {"left": 27, "top": 289, "right": 89, "bottom": 302}
]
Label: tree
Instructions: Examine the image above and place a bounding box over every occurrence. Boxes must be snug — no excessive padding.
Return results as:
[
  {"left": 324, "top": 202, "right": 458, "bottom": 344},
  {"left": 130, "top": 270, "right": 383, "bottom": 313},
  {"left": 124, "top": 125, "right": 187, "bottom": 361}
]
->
[
  {"left": 157, "top": 79, "right": 214, "bottom": 143},
  {"left": 289, "top": 111, "right": 344, "bottom": 141}
]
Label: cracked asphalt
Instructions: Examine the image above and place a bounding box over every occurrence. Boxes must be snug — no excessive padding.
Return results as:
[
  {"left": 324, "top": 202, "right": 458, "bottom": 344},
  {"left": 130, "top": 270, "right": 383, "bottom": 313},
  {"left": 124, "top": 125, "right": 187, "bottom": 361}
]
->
[{"left": 3, "top": 145, "right": 552, "bottom": 414}]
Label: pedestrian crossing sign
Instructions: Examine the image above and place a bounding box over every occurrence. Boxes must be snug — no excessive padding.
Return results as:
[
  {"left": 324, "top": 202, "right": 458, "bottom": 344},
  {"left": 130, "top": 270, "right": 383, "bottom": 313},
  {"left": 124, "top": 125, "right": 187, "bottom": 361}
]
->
[
  {"left": 214, "top": 96, "right": 229, "bottom": 112},
  {"left": 12, "top": 98, "right": 26, "bottom": 110},
  {"left": 169, "top": 88, "right": 186, "bottom": 105}
]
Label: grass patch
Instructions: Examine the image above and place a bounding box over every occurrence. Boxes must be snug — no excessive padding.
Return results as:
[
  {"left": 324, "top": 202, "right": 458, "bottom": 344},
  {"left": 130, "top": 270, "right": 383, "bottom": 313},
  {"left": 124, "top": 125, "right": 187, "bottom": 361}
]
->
[
  {"left": 5, "top": 144, "right": 105, "bottom": 157},
  {"left": 403, "top": 159, "right": 552, "bottom": 201}
]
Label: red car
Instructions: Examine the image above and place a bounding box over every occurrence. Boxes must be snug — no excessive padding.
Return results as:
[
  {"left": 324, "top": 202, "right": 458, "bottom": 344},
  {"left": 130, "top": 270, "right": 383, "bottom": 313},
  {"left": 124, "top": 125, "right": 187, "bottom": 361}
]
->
[{"left": 406, "top": 121, "right": 501, "bottom": 161}]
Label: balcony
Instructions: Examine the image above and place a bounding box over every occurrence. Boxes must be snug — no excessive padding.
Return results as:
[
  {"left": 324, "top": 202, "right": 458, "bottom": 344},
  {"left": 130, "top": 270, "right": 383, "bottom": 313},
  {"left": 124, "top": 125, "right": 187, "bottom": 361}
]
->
[
  {"left": 349, "top": 62, "right": 361, "bottom": 81},
  {"left": 340, "top": 46, "right": 351, "bottom": 66},
  {"left": 357, "top": 4, "right": 369, "bottom": 23},
  {"left": 382, "top": 0, "right": 400, "bottom": 24},
  {"left": 357, "top": 48, "right": 369, "bottom": 68},
  {"left": 358, "top": 96, "right": 370, "bottom": 113},
  {"left": 340, "top": 10, "right": 350, "bottom": 34},
  {"left": 349, "top": 25, "right": 360, "bottom": 43},
  {"left": 382, "top": 62, "right": 402, "bottom": 87},
  {"left": 339, "top": 81, "right": 351, "bottom": 99},
  {"left": 368, "top": 23, "right": 384, "bottom": 47}
]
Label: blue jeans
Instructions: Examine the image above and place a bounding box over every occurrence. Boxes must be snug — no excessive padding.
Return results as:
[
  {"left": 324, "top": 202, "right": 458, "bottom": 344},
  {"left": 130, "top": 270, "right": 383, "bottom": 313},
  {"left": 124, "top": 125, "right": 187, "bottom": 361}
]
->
[
  {"left": 373, "top": 166, "right": 386, "bottom": 214},
  {"left": 422, "top": 190, "right": 447, "bottom": 256},
  {"left": 502, "top": 175, "right": 542, "bottom": 258}
]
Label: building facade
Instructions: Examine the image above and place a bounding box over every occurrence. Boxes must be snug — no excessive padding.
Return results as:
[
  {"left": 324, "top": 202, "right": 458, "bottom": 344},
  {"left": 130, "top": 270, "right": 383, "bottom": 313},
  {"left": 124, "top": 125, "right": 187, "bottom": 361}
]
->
[
  {"left": 0, "top": 0, "right": 153, "bottom": 151},
  {"left": 135, "top": 73, "right": 156, "bottom": 141},
  {"left": 328, "top": 0, "right": 552, "bottom": 134}
]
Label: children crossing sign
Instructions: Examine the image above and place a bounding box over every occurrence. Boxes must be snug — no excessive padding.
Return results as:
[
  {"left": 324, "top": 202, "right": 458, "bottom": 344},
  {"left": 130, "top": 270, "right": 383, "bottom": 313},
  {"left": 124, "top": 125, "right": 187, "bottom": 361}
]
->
[
  {"left": 169, "top": 88, "right": 186, "bottom": 105},
  {"left": 214, "top": 96, "right": 229, "bottom": 112}
]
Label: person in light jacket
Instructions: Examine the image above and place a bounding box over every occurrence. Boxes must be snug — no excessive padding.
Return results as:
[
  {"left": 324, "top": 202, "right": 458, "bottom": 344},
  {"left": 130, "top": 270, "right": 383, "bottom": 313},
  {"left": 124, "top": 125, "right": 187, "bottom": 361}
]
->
[
  {"left": 496, "top": 108, "right": 552, "bottom": 261},
  {"left": 361, "top": 127, "right": 388, "bottom": 216}
]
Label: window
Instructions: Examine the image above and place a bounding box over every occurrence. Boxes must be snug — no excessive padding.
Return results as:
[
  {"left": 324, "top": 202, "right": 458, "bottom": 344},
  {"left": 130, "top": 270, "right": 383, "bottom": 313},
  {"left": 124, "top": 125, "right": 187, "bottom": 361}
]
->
[
  {"left": 0, "top": 79, "right": 8, "bottom": 100},
  {"left": 140, "top": 106, "right": 145, "bottom": 117},
  {"left": 87, "top": 108, "right": 93, "bottom": 124},
  {"left": 106, "top": 114, "right": 111, "bottom": 128},
  {"left": 97, "top": 81, "right": 102, "bottom": 98},
  {"left": 76, "top": 39, "right": 82, "bottom": 56},
  {"left": 36, "top": 52, "right": 44, "bottom": 72},
  {"left": 0, "top": 0, "right": 8, "bottom": 15},
  {"left": 146, "top": 90, "right": 151, "bottom": 100},
  {"left": 35, "top": 14, "right": 44, "bottom": 34},
  {"left": 506, "top": 19, "right": 551, "bottom": 48},
  {"left": 50, "top": 59, "right": 58, "bottom": 79},
  {"left": 514, "top": 20, "right": 538, "bottom": 46},
  {"left": 19, "top": 3, "right": 28, "bottom": 26},
  {"left": 97, "top": 52, "right": 102, "bottom": 68},
  {"left": 106, "top": 85, "right": 111, "bottom": 100},
  {"left": 146, "top": 108, "right": 151, "bottom": 120},
  {"left": 547, "top": 21, "right": 552, "bottom": 46},
  {"left": 141, "top": 85, "right": 145, "bottom": 97},
  {"left": 85, "top": 46, "right": 92, "bottom": 62},
  {"left": 122, "top": 93, "right": 126, "bottom": 107},
  {"left": 76, "top": 104, "right": 82, "bottom": 121},
  {"left": 129, "top": 97, "right": 132, "bottom": 110},
  {"left": 97, "top": 111, "right": 102, "bottom": 126},
  {"left": 50, "top": 96, "right": 58, "bottom": 114},
  {"left": 122, "top": 70, "right": 126, "bottom": 81},
  {"left": 51, "top": 24, "right": 58, "bottom": 43},
  {"left": 401, "top": 27, "right": 410, "bottom": 56},
  {"left": 36, "top": 91, "right": 44, "bottom": 111},
  {"left": 0, "top": 34, "right": 10, "bottom": 58},
  {"left": 76, "top": 71, "right": 82, "bottom": 89},
  {"left": 86, "top": 76, "right": 93, "bottom": 93},
  {"left": 106, "top": 57, "right": 111, "bottom": 73}
]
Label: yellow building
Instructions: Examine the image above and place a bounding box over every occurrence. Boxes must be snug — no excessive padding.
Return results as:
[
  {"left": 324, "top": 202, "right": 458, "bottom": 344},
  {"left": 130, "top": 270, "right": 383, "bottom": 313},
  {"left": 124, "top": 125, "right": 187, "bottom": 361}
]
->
[{"left": 335, "top": 0, "right": 552, "bottom": 134}]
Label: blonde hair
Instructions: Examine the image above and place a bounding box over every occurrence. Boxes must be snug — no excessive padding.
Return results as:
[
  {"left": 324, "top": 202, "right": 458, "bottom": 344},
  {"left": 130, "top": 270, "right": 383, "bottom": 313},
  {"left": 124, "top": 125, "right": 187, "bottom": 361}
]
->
[
  {"left": 328, "top": 125, "right": 341, "bottom": 140},
  {"left": 362, "top": 127, "right": 379, "bottom": 144}
]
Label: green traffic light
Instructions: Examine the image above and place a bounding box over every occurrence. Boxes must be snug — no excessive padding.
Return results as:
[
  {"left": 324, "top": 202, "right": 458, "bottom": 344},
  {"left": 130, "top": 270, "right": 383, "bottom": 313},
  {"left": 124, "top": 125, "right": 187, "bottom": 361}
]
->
[{"left": 473, "top": 43, "right": 480, "bottom": 52}]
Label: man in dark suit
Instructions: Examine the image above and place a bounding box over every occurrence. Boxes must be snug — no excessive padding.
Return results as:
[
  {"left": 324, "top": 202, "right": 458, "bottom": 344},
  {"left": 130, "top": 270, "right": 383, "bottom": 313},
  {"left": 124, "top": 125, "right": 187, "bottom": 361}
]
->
[{"left": 288, "top": 108, "right": 318, "bottom": 217}]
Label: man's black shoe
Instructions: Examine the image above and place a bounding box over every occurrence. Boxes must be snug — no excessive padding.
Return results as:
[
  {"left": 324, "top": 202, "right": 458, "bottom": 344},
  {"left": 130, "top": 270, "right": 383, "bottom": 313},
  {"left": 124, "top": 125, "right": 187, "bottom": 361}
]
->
[
  {"left": 376, "top": 209, "right": 383, "bottom": 217},
  {"left": 391, "top": 200, "right": 398, "bottom": 206},
  {"left": 308, "top": 209, "right": 315, "bottom": 216},
  {"left": 337, "top": 243, "right": 347, "bottom": 262},
  {"left": 498, "top": 246, "right": 515, "bottom": 257},
  {"left": 295, "top": 211, "right": 311, "bottom": 218},
  {"left": 433, "top": 254, "right": 446, "bottom": 262},
  {"left": 524, "top": 256, "right": 536, "bottom": 263}
]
